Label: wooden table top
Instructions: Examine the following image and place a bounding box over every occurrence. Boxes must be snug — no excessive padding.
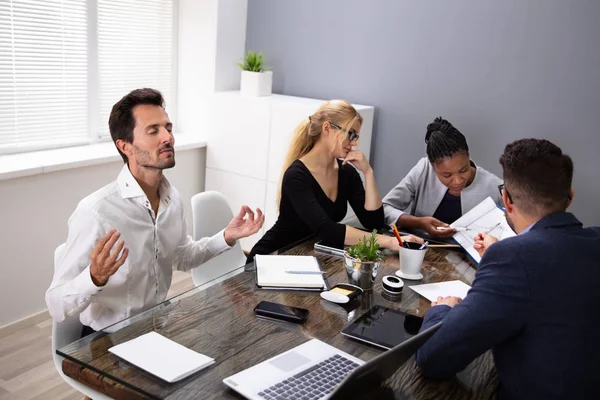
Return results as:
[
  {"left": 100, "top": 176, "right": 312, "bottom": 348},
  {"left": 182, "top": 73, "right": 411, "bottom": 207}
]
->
[{"left": 58, "top": 238, "right": 498, "bottom": 400}]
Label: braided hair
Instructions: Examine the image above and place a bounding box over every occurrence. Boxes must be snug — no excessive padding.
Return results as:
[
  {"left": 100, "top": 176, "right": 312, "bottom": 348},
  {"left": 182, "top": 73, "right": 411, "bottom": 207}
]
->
[{"left": 425, "top": 117, "right": 469, "bottom": 163}]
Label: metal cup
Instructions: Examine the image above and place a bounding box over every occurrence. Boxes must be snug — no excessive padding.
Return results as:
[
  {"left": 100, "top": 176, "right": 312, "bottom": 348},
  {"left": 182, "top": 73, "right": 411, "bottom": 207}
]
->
[{"left": 344, "top": 253, "right": 381, "bottom": 292}]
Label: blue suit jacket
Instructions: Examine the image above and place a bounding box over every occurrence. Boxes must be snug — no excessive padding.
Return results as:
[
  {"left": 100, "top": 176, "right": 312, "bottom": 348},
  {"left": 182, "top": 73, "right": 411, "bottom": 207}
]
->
[{"left": 416, "top": 212, "right": 600, "bottom": 399}]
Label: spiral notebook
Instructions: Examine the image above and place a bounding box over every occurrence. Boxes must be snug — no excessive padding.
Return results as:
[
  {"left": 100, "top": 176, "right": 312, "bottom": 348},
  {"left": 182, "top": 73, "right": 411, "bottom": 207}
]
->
[{"left": 254, "top": 255, "right": 328, "bottom": 291}]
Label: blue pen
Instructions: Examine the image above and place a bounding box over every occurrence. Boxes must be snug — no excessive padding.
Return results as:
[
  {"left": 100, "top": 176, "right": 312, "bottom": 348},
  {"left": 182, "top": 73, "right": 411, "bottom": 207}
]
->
[{"left": 285, "top": 270, "right": 325, "bottom": 275}]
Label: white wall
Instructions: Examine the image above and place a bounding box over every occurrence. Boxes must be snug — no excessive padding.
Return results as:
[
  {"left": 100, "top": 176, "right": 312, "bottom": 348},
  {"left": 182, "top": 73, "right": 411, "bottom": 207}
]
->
[
  {"left": 177, "top": 0, "right": 219, "bottom": 134},
  {"left": 214, "top": 0, "right": 248, "bottom": 91},
  {"left": 177, "top": 0, "right": 248, "bottom": 133},
  {"left": 246, "top": 0, "right": 600, "bottom": 225},
  {"left": 0, "top": 148, "right": 206, "bottom": 328}
]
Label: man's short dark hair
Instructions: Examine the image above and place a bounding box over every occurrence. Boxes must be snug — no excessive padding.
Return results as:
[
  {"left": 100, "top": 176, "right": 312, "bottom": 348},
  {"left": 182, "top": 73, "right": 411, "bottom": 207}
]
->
[
  {"left": 108, "top": 88, "right": 165, "bottom": 163},
  {"left": 425, "top": 117, "right": 469, "bottom": 163},
  {"left": 500, "top": 138, "right": 573, "bottom": 217}
]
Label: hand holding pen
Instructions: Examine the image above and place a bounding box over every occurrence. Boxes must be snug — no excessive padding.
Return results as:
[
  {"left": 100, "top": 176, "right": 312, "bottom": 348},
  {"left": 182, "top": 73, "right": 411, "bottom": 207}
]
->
[{"left": 473, "top": 232, "right": 499, "bottom": 257}]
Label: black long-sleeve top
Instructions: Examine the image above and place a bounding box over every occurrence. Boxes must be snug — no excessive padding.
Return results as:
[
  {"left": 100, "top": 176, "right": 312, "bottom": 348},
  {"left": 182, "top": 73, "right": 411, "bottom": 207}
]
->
[{"left": 247, "top": 159, "right": 384, "bottom": 262}]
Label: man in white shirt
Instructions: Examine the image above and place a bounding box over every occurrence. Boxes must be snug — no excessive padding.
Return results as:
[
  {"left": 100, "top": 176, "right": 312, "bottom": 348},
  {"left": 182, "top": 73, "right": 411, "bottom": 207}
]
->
[{"left": 46, "top": 88, "right": 264, "bottom": 333}]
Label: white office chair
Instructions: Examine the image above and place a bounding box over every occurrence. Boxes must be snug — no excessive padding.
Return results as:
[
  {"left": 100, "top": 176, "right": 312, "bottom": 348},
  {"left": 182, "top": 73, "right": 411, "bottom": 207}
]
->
[
  {"left": 51, "top": 243, "right": 113, "bottom": 400},
  {"left": 190, "top": 191, "right": 247, "bottom": 287}
]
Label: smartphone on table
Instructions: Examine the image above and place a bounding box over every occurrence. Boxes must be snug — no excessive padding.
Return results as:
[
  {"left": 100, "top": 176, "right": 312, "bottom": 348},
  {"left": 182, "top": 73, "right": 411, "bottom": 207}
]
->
[{"left": 254, "top": 301, "right": 309, "bottom": 324}]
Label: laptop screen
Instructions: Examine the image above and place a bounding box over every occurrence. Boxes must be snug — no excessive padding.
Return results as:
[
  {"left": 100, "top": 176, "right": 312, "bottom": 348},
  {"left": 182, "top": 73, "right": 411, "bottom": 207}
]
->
[{"left": 341, "top": 305, "right": 423, "bottom": 350}]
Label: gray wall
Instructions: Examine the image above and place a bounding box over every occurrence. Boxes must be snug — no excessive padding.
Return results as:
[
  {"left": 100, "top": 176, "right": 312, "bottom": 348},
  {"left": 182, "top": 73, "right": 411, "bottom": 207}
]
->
[{"left": 246, "top": 0, "right": 600, "bottom": 225}]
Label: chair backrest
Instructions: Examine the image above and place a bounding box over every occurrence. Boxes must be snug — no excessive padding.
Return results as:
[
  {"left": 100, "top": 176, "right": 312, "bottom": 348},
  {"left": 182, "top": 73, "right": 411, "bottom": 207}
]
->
[
  {"left": 50, "top": 244, "right": 113, "bottom": 399},
  {"left": 190, "top": 191, "right": 247, "bottom": 287},
  {"left": 51, "top": 244, "right": 83, "bottom": 361}
]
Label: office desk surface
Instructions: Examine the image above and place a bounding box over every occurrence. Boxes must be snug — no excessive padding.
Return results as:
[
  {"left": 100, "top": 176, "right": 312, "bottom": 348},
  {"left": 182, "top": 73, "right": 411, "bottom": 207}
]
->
[{"left": 58, "top": 239, "right": 497, "bottom": 400}]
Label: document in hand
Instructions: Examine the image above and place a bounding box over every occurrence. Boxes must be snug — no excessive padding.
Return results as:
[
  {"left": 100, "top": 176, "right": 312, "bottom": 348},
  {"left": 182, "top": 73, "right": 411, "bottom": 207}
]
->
[
  {"left": 108, "top": 331, "right": 215, "bottom": 383},
  {"left": 451, "top": 196, "right": 516, "bottom": 263},
  {"left": 255, "top": 254, "right": 326, "bottom": 290},
  {"left": 409, "top": 280, "right": 472, "bottom": 302}
]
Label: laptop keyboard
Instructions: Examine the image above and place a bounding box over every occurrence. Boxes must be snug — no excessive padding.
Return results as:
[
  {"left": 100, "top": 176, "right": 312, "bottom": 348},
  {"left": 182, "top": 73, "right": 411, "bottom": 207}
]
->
[{"left": 257, "top": 354, "right": 360, "bottom": 400}]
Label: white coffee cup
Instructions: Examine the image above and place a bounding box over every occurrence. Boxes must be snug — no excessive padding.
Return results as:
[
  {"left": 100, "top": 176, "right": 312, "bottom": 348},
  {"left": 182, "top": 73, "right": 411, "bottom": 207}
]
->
[{"left": 398, "top": 242, "right": 427, "bottom": 277}]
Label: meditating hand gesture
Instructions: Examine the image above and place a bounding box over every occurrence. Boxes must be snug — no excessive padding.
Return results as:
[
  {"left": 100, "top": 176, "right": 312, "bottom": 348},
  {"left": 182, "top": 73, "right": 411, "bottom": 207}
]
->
[
  {"left": 90, "top": 229, "right": 129, "bottom": 287},
  {"left": 224, "top": 205, "right": 265, "bottom": 246}
]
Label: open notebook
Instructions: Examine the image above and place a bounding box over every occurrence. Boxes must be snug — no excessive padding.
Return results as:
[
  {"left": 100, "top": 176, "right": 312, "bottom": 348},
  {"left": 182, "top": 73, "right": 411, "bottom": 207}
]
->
[
  {"left": 451, "top": 196, "right": 516, "bottom": 263},
  {"left": 255, "top": 255, "right": 327, "bottom": 291},
  {"left": 108, "top": 332, "right": 214, "bottom": 383}
]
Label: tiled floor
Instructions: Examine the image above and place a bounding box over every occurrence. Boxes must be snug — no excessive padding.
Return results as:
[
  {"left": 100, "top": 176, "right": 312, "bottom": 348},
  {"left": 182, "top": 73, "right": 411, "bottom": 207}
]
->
[{"left": 0, "top": 271, "right": 195, "bottom": 400}]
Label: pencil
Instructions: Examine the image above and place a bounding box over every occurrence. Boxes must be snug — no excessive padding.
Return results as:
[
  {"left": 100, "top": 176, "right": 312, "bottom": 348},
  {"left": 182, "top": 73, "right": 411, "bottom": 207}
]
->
[{"left": 390, "top": 224, "right": 406, "bottom": 248}]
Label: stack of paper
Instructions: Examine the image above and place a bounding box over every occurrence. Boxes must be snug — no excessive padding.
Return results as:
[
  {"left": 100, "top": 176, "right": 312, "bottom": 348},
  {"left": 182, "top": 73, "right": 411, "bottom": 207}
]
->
[
  {"left": 108, "top": 331, "right": 214, "bottom": 383},
  {"left": 409, "top": 280, "right": 472, "bottom": 302},
  {"left": 255, "top": 255, "right": 325, "bottom": 290},
  {"left": 451, "top": 196, "right": 516, "bottom": 263}
]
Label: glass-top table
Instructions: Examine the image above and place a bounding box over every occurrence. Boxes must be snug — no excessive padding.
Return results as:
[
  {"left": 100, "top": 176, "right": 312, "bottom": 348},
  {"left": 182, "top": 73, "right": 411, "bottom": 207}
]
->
[{"left": 57, "top": 238, "right": 497, "bottom": 400}]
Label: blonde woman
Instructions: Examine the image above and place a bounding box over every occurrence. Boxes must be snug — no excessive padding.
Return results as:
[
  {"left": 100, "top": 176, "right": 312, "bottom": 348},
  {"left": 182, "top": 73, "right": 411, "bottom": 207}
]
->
[{"left": 247, "top": 100, "right": 421, "bottom": 262}]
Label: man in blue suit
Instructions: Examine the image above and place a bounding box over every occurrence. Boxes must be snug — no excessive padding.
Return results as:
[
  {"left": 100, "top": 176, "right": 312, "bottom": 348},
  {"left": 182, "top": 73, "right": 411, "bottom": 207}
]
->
[{"left": 416, "top": 138, "right": 600, "bottom": 399}]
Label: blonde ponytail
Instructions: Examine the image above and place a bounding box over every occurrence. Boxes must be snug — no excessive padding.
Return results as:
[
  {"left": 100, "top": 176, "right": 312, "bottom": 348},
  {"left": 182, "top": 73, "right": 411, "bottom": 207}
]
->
[{"left": 276, "top": 100, "right": 362, "bottom": 208}]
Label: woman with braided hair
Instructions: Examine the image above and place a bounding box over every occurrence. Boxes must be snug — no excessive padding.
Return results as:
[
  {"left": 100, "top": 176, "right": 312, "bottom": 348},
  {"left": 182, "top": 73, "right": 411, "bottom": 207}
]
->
[{"left": 383, "top": 117, "right": 502, "bottom": 239}]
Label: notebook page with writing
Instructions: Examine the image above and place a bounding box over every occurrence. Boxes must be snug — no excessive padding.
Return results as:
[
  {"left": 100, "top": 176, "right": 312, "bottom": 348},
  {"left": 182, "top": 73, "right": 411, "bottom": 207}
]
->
[
  {"left": 451, "top": 196, "right": 516, "bottom": 263},
  {"left": 255, "top": 255, "right": 325, "bottom": 289},
  {"left": 108, "top": 332, "right": 214, "bottom": 383}
]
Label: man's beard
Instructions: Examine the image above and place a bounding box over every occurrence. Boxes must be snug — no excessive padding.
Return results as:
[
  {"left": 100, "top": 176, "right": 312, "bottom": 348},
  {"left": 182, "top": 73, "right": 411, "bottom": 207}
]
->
[{"left": 133, "top": 145, "right": 175, "bottom": 170}]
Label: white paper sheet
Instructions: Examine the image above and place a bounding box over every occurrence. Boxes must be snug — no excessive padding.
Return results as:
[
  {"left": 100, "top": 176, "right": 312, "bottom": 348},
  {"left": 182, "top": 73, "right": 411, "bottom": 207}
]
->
[
  {"left": 451, "top": 196, "right": 516, "bottom": 263},
  {"left": 108, "top": 331, "right": 214, "bottom": 383},
  {"left": 409, "top": 280, "right": 472, "bottom": 302}
]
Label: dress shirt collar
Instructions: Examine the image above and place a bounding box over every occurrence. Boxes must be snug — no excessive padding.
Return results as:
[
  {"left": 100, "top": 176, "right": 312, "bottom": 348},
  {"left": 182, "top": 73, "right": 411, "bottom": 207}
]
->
[
  {"left": 519, "top": 223, "right": 534, "bottom": 235},
  {"left": 117, "top": 165, "right": 175, "bottom": 209}
]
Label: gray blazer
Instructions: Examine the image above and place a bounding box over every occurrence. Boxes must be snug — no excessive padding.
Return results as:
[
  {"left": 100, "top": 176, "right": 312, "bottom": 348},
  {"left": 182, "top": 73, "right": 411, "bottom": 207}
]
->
[{"left": 383, "top": 157, "right": 503, "bottom": 225}]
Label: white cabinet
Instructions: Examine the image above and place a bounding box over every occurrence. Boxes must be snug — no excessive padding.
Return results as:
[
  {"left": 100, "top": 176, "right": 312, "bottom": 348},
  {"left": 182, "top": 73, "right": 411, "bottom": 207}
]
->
[{"left": 206, "top": 91, "right": 375, "bottom": 252}]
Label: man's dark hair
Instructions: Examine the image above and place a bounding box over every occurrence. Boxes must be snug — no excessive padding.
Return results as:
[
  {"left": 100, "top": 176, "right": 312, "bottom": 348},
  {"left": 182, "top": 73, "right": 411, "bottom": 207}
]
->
[
  {"left": 500, "top": 138, "right": 573, "bottom": 217},
  {"left": 425, "top": 117, "right": 469, "bottom": 163},
  {"left": 108, "top": 88, "right": 165, "bottom": 163}
]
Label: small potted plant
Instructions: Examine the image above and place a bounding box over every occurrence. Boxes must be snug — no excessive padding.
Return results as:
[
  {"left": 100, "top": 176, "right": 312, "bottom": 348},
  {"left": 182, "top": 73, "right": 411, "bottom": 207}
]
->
[
  {"left": 344, "top": 230, "right": 383, "bottom": 291},
  {"left": 237, "top": 50, "right": 272, "bottom": 97}
]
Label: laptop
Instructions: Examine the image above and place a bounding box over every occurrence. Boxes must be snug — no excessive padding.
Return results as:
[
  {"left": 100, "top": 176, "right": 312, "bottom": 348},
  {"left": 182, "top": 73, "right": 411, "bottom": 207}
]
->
[{"left": 223, "top": 321, "right": 442, "bottom": 400}]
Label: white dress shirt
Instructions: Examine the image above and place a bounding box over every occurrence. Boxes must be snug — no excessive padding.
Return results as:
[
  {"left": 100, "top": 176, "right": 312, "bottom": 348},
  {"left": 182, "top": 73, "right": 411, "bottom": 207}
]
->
[{"left": 46, "top": 165, "right": 231, "bottom": 330}]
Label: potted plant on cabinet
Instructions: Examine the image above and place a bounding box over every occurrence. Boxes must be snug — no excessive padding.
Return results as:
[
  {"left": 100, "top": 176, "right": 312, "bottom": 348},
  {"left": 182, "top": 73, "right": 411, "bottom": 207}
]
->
[
  {"left": 237, "top": 50, "right": 272, "bottom": 97},
  {"left": 344, "top": 230, "right": 383, "bottom": 291}
]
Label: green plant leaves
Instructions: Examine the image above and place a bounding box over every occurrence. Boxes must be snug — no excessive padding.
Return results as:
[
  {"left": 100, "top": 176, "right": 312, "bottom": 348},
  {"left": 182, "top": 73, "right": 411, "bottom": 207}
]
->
[
  {"left": 236, "top": 50, "right": 269, "bottom": 72},
  {"left": 346, "top": 230, "right": 383, "bottom": 261}
]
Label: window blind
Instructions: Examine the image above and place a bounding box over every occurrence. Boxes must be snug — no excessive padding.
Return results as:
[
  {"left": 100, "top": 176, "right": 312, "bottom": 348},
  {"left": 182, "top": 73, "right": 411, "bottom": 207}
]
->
[
  {"left": 0, "top": 0, "right": 88, "bottom": 153},
  {"left": 96, "top": 0, "right": 174, "bottom": 138},
  {"left": 0, "top": 0, "right": 175, "bottom": 154}
]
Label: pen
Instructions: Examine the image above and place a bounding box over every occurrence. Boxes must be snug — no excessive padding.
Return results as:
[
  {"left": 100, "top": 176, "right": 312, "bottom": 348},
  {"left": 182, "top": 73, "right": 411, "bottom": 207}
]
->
[
  {"left": 486, "top": 222, "right": 502, "bottom": 234},
  {"left": 419, "top": 241, "right": 429, "bottom": 250},
  {"left": 285, "top": 270, "right": 325, "bottom": 275},
  {"left": 436, "top": 227, "right": 467, "bottom": 232}
]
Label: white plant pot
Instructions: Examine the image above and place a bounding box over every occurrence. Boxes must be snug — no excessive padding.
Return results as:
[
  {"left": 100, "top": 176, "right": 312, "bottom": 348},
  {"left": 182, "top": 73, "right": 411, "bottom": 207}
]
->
[{"left": 240, "top": 70, "right": 273, "bottom": 97}]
